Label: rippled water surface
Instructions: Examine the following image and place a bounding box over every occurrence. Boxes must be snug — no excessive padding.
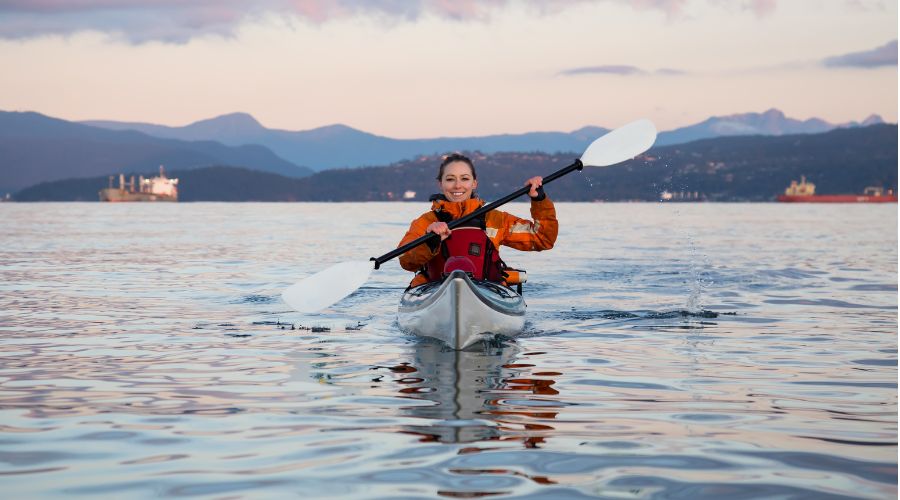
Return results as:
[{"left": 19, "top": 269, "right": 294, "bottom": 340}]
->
[{"left": 1, "top": 202, "right": 896, "bottom": 498}]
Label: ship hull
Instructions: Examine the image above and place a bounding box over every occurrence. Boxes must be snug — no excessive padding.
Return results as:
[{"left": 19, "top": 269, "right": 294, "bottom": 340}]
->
[
  {"left": 99, "top": 188, "right": 177, "bottom": 202},
  {"left": 777, "top": 194, "right": 897, "bottom": 203}
]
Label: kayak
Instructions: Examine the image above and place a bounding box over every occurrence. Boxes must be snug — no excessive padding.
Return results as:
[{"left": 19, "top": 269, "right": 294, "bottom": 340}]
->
[{"left": 398, "top": 270, "right": 525, "bottom": 349}]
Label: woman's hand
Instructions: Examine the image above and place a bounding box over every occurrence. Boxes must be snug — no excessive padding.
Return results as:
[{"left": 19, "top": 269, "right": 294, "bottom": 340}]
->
[
  {"left": 426, "top": 221, "right": 451, "bottom": 241},
  {"left": 524, "top": 176, "right": 543, "bottom": 198}
]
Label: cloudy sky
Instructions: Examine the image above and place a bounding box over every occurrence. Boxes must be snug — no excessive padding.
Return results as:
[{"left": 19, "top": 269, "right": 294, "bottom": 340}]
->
[{"left": 0, "top": 0, "right": 896, "bottom": 137}]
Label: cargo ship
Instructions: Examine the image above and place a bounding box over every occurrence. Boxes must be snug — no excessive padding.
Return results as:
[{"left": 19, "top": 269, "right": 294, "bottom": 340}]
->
[
  {"left": 777, "top": 176, "right": 897, "bottom": 203},
  {"left": 99, "top": 166, "right": 178, "bottom": 202}
]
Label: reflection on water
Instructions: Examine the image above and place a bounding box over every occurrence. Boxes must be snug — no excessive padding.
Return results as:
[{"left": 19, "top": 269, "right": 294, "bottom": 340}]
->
[
  {"left": 394, "top": 339, "right": 559, "bottom": 449},
  {"left": 0, "top": 203, "right": 896, "bottom": 498}
]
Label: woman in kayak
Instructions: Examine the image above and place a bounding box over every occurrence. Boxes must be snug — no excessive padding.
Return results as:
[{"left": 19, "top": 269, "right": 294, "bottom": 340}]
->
[{"left": 397, "top": 153, "right": 558, "bottom": 288}]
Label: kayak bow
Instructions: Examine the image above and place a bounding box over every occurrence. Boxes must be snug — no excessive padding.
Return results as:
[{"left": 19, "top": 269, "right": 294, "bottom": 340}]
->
[{"left": 398, "top": 270, "right": 525, "bottom": 349}]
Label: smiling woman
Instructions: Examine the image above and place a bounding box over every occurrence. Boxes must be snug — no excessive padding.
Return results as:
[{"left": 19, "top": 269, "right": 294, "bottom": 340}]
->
[{"left": 396, "top": 152, "right": 557, "bottom": 289}]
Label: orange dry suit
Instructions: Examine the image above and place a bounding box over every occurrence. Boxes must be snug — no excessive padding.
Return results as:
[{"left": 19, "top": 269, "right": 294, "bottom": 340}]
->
[{"left": 397, "top": 194, "right": 558, "bottom": 288}]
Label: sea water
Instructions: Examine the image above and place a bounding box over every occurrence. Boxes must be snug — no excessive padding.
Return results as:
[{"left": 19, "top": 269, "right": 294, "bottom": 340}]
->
[{"left": 0, "top": 202, "right": 896, "bottom": 498}]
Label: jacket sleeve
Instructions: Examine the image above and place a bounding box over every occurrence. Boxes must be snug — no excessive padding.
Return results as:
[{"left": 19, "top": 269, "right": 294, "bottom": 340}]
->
[
  {"left": 397, "top": 212, "right": 440, "bottom": 272},
  {"left": 497, "top": 196, "right": 558, "bottom": 251}
]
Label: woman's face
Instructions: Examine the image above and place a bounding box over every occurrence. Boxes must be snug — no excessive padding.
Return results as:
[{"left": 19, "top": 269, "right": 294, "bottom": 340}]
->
[{"left": 439, "top": 161, "right": 478, "bottom": 202}]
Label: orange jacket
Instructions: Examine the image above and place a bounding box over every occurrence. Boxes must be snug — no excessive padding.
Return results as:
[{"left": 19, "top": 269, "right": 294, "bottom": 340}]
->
[{"left": 398, "top": 196, "right": 558, "bottom": 287}]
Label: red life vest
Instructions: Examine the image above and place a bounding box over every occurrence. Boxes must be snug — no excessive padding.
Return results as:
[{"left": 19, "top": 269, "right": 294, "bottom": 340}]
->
[{"left": 425, "top": 227, "right": 505, "bottom": 282}]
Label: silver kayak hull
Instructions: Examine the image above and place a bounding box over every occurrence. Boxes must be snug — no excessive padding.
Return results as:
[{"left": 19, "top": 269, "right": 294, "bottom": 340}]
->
[{"left": 398, "top": 270, "right": 525, "bottom": 349}]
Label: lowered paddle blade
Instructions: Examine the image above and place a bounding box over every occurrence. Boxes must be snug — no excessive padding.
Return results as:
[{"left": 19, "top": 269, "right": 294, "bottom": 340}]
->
[
  {"left": 282, "top": 260, "right": 374, "bottom": 313},
  {"left": 580, "top": 119, "right": 657, "bottom": 167}
]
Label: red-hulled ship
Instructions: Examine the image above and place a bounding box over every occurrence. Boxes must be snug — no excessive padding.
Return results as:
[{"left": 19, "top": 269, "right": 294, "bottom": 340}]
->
[{"left": 777, "top": 176, "right": 897, "bottom": 203}]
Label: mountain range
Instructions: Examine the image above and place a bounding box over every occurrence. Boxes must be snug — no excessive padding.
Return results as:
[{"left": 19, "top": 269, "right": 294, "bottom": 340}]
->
[
  {"left": 15, "top": 124, "right": 897, "bottom": 203},
  {"left": 0, "top": 108, "right": 888, "bottom": 194},
  {"left": 84, "top": 109, "right": 884, "bottom": 171},
  {"left": 0, "top": 111, "right": 313, "bottom": 193}
]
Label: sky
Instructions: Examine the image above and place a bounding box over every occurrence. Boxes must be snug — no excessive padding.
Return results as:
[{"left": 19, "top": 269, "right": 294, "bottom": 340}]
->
[{"left": 0, "top": 0, "right": 896, "bottom": 138}]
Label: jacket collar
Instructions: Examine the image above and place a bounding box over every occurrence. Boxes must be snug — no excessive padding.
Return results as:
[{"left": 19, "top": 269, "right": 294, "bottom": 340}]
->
[{"left": 429, "top": 194, "right": 485, "bottom": 219}]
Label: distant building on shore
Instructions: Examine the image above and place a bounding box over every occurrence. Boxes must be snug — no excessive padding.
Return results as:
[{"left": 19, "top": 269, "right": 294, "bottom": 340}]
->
[{"left": 659, "top": 190, "right": 703, "bottom": 202}]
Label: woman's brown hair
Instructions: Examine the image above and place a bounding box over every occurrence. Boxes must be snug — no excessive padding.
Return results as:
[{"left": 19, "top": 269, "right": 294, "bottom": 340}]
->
[{"left": 436, "top": 153, "right": 476, "bottom": 180}]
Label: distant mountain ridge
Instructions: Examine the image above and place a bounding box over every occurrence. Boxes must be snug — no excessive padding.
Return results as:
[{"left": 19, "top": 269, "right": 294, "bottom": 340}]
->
[
  {"left": 655, "top": 109, "right": 884, "bottom": 146},
  {"left": 0, "top": 111, "right": 313, "bottom": 193},
  {"left": 85, "top": 113, "right": 608, "bottom": 171},
  {"left": 3, "top": 109, "right": 888, "bottom": 194},
  {"left": 16, "top": 124, "right": 897, "bottom": 203},
  {"left": 83, "top": 109, "right": 885, "bottom": 171}
]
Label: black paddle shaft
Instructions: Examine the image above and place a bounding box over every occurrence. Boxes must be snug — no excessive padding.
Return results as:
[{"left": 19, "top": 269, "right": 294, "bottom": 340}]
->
[{"left": 370, "top": 159, "right": 584, "bottom": 269}]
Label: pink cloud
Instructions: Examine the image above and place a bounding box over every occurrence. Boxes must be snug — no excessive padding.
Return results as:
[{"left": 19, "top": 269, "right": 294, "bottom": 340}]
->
[
  {"left": 0, "top": 0, "right": 787, "bottom": 43},
  {"left": 748, "top": 0, "right": 777, "bottom": 17}
]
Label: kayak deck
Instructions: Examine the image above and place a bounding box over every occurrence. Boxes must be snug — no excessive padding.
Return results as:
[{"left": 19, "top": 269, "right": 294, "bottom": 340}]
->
[{"left": 398, "top": 270, "right": 525, "bottom": 349}]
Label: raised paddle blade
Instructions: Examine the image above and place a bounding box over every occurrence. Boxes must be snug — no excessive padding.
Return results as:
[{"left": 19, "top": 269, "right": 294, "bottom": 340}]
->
[
  {"left": 580, "top": 119, "right": 657, "bottom": 167},
  {"left": 282, "top": 260, "right": 374, "bottom": 313}
]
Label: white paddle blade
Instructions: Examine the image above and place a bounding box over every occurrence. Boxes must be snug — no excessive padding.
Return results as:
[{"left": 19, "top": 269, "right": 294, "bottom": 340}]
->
[
  {"left": 580, "top": 119, "right": 657, "bottom": 167},
  {"left": 282, "top": 260, "right": 374, "bottom": 313}
]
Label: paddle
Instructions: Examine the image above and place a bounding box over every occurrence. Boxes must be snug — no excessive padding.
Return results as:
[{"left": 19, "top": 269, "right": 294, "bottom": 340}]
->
[{"left": 282, "top": 119, "right": 657, "bottom": 313}]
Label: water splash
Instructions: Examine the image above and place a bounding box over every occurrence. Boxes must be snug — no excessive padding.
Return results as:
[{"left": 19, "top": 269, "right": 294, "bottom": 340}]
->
[{"left": 685, "top": 231, "right": 714, "bottom": 313}]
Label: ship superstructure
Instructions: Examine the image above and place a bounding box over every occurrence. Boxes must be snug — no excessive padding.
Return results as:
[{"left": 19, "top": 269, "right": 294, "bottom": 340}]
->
[{"left": 99, "top": 166, "right": 179, "bottom": 202}]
